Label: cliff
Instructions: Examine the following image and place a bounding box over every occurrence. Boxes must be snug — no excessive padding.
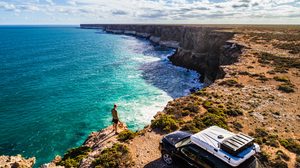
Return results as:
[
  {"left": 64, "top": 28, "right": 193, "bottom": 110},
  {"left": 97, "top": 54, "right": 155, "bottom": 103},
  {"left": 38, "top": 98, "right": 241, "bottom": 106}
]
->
[
  {"left": 80, "top": 24, "right": 241, "bottom": 86},
  {"left": 0, "top": 155, "right": 35, "bottom": 168}
]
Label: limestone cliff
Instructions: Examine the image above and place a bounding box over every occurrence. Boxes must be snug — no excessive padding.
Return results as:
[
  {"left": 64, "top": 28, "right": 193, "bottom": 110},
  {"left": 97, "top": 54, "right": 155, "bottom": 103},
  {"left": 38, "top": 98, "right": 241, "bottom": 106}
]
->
[
  {"left": 80, "top": 24, "right": 241, "bottom": 86},
  {"left": 0, "top": 155, "right": 35, "bottom": 168}
]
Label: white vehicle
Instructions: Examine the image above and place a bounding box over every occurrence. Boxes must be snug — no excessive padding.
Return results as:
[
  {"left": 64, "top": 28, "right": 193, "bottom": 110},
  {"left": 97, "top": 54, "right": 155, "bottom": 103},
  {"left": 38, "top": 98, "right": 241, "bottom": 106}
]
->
[
  {"left": 159, "top": 126, "right": 262, "bottom": 168},
  {"left": 191, "top": 126, "right": 260, "bottom": 167}
]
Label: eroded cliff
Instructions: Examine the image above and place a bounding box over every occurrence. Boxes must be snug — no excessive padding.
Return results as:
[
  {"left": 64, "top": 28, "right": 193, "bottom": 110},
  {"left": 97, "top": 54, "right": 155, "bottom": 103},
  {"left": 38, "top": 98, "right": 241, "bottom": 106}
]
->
[{"left": 80, "top": 24, "right": 241, "bottom": 86}]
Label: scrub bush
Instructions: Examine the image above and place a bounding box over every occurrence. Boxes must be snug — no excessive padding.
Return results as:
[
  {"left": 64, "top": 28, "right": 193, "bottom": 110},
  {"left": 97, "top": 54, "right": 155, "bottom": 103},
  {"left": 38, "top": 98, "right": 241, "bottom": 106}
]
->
[
  {"left": 182, "top": 110, "right": 190, "bottom": 116},
  {"left": 272, "top": 160, "right": 288, "bottom": 168},
  {"left": 93, "top": 143, "right": 134, "bottom": 168},
  {"left": 58, "top": 146, "right": 92, "bottom": 167},
  {"left": 273, "top": 76, "right": 290, "bottom": 82},
  {"left": 202, "top": 101, "right": 213, "bottom": 109},
  {"left": 279, "top": 139, "right": 300, "bottom": 154},
  {"left": 117, "top": 130, "right": 139, "bottom": 142},
  {"left": 278, "top": 84, "right": 294, "bottom": 93},
  {"left": 232, "top": 122, "right": 243, "bottom": 131},
  {"left": 218, "top": 79, "right": 238, "bottom": 87},
  {"left": 151, "top": 114, "right": 178, "bottom": 133},
  {"left": 276, "top": 150, "right": 290, "bottom": 161}
]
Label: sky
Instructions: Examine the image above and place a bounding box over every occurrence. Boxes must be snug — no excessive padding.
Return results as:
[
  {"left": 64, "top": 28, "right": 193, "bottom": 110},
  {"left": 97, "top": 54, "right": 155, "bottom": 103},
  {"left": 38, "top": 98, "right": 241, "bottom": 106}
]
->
[{"left": 0, "top": 0, "right": 300, "bottom": 25}]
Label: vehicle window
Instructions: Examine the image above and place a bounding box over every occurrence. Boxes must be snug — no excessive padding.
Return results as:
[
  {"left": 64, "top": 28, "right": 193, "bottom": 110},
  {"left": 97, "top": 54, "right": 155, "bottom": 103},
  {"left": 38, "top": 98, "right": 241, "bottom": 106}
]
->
[
  {"left": 175, "top": 138, "right": 191, "bottom": 148},
  {"left": 180, "top": 146, "right": 199, "bottom": 160},
  {"left": 197, "top": 155, "right": 214, "bottom": 168}
]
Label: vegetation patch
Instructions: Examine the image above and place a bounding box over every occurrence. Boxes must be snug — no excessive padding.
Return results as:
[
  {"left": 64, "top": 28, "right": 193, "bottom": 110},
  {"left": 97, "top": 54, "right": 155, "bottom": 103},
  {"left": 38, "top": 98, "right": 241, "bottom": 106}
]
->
[
  {"left": 117, "top": 130, "right": 139, "bottom": 142},
  {"left": 272, "top": 160, "right": 288, "bottom": 168},
  {"left": 218, "top": 79, "right": 244, "bottom": 88},
  {"left": 58, "top": 146, "right": 92, "bottom": 168},
  {"left": 272, "top": 42, "right": 300, "bottom": 54},
  {"left": 276, "top": 150, "right": 290, "bottom": 161},
  {"left": 151, "top": 114, "right": 178, "bottom": 133},
  {"left": 278, "top": 83, "right": 295, "bottom": 93},
  {"left": 273, "top": 76, "right": 290, "bottom": 82},
  {"left": 279, "top": 139, "right": 300, "bottom": 154},
  {"left": 232, "top": 122, "right": 243, "bottom": 131},
  {"left": 93, "top": 143, "right": 134, "bottom": 168}
]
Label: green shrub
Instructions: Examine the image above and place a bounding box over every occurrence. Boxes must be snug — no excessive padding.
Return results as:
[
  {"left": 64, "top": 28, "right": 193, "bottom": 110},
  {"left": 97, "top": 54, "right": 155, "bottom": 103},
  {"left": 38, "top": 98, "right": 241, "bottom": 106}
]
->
[
  {"left": 59, "top": 146, "right": 92, "bottom": 167},
  {"left": 269, "top": 134, "right": 278, "bottom": 139},
  {"left": 233, "top": 122, "right": 243, "bottom": 131},
  {"left": 261, "top": 151, "right": 270, "bottom": 161},
  {"left": 203, "top": 101, "right": 213, "bottom": 109},
  {"left": 151, "top": 114, "right": 178, "bottom": 133},
  {"left": 255, "top": 138, "right": 263, "bottom": 145},
  {"left": 272, "top": 160, "right": 288, "bottom": 168},
  {"left": 276, "top": 150, "right": 290, "bottom": 161},
  {"left": 230, "top": 71, "right": 238, "bottom": 75},
  {"left": 266, "top": 139, "right": 280, "bottom": 147},
  {"left": 257, "top": 76, "right": 269, "bottom": 81},
  {"left": 93, "top": 143, "right": 134, "bottom": 168},
  {"left": 279, "top": 139, "right": 300, "bottom": 154},
  {"left": 182, "top": 110, "right": 190, "bottom": 116},
  {"left": 194, "top": 91, "right": 209, "bottom": 96},
  {"left": 219, "top": 79, "right": 238, "bottom": 87},
  {"left": 278, "top": 84, "right": 294, "bottom": 93},
  {"left": 207, "top": 107, "right": 225, "bottom": 116},
  {"left": 180, "top": 122, "right": 201, "bottom": 133},
  {"left": 184, "top": 103, "right": 199, "bottom": 113},
  {"left": 235, "top": 83, "right": 245, "bottom": 88},
  {"left": 249, "top": 73, "right": 261, "bottom": 77},
  {"left": 254, "top": 128, "right": 268, "bottom": 138},
  {"left": 225, "top": 107, "right": 243, "bottom": 116},
  {"left": 247, "top": 65, "right": 254, "bottom": 68},
  {"left": 117, "top": 130, "right": 139, "bottom": 142},
  {"left": 274, "top": 76, "right": 290, "bottom": 82},
  {"left": 296, "top": 156, "right": 300, "bottom": 163},
  {"left": 239, "top": 71, "right": 250, "bottom": 75},
  {"left": 201, "top": 113, "right": 228, "bottom": 130}
]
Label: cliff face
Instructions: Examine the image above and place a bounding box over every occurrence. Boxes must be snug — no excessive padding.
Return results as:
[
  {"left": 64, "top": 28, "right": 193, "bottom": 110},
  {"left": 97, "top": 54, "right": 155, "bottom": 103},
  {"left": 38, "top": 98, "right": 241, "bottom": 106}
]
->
[{"left": 80, "top": 24, "right": 240, "bottom": 86}]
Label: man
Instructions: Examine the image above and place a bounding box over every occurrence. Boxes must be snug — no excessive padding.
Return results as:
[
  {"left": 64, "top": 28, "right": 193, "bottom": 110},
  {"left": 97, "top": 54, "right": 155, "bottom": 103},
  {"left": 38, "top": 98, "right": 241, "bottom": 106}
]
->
[{"left": 111, "top": 104, "right": 120, "bottom": 134}]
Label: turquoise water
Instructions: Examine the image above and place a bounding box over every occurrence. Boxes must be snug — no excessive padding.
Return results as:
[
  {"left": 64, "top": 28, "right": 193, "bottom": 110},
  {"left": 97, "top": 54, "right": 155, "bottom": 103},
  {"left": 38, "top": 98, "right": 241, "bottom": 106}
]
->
[{"left": 0, "top": 26, "right": 202, "bottom": 167}]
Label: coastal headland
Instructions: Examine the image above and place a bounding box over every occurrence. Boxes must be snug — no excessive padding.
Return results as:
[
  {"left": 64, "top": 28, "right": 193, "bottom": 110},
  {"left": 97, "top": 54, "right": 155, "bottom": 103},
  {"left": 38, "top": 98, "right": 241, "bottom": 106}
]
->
[{"left": 2, "top": 24, "right": 300, "bottom": 168}]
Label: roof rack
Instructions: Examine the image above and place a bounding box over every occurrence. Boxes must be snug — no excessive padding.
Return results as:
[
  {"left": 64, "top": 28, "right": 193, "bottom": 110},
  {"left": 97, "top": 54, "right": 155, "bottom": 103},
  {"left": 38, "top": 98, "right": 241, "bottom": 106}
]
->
[{"left": 190, "top": 126, "right": 260, "bottom": 167}]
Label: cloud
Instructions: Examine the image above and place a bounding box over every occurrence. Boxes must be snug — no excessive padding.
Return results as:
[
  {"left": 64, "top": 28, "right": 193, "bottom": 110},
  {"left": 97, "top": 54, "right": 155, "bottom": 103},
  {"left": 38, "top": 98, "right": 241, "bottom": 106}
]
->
[
  {"left": 215, "top": 5, "right": 224, "bottom": 8},
  {"left": 111, "top": 10, "right": 128, "bottom": 15},
  {"left": 194, "top": 7, "right": 210, "bottom": 10},
  {"left": 239, "top": 0, "right": 251, "bottom": 2},
  {"left": 232, "top": 4, "right": 249, "bottom": 8},
  {"left": 139, "top": 11, "right": 168, "bottom": 18},
  {"left": 67, "top": 1, "right": 77, "bottom": 6},
  {"left": 272, "top": 0, "right": 295, "bottom": 4},
  {"left": 45, "top": 0, "right": 55, "bottom": 5},
  {"left": 0, "top": 2, "right": 18, "bottom": 11},
  {"left": 252, "top": 2, "right": 259, "bottom": 6}
]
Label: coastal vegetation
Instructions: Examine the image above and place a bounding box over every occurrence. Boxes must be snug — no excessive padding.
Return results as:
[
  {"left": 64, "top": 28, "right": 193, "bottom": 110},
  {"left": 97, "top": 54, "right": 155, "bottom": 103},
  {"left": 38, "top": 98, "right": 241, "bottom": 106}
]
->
[
  {"left": 58, "top": 146, "right": 92, "bottom": 167},
  {"left": 93, "top": 143, "right": 134, "bottom": 168},
  {"left": 117, "top": 130, "right": 139, "bottom": 142}
]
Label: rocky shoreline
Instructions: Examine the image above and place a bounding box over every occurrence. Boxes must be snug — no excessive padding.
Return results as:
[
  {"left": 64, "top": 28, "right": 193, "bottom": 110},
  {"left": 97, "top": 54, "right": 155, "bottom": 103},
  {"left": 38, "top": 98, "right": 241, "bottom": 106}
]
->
[{"left": 80, "top": 24, "right": 243, "bottom": 87}]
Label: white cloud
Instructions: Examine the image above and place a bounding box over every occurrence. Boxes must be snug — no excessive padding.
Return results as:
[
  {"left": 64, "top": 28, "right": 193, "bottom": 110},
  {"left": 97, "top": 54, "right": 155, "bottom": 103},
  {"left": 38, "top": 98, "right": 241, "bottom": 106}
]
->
[
  {"left": 67, "top": 1, "right": 77, "bottom": 6},
  {"left": 45, "top": 0, "right": 55, "bottom": 5},
  {"left": 0, "top": 2, "right": 17, "bottom": 11},
  {"left": 272, "top": 0, "right": 295, "bottom": 4}
]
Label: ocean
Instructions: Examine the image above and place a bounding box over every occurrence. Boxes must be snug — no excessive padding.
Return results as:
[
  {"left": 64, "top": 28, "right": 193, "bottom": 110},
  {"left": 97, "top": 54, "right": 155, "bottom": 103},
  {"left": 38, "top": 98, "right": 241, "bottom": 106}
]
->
[{"left": 0, "top": 26, "right": 202, "bottom": 167}]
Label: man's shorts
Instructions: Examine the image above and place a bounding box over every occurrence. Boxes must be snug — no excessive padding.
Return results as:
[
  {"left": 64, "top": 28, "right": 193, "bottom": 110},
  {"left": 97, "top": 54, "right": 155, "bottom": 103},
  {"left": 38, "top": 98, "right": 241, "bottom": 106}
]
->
[{"left": 112, "top": 119, "right": 118, "bottom": 124}]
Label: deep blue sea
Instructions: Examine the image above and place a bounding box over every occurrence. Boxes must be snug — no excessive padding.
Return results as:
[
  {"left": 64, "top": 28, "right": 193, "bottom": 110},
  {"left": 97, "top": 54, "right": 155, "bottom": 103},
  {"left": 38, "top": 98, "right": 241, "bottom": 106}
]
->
[{"left": 0, "top": 26, "right": 202, "bottom": 167}]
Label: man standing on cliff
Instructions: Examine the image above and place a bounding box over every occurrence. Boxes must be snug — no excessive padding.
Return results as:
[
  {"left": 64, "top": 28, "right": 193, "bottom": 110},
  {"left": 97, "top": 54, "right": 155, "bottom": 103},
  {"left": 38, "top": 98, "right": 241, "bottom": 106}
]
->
[{"left": 111, "top": 104, "right": 120, "bottom": 134}]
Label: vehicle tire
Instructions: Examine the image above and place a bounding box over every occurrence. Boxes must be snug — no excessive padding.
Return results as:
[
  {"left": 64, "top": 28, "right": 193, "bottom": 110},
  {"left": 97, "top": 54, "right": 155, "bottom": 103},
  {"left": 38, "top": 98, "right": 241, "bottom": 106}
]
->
[{"left": 162, "top": 151, "right": 173, "bottom": 165}]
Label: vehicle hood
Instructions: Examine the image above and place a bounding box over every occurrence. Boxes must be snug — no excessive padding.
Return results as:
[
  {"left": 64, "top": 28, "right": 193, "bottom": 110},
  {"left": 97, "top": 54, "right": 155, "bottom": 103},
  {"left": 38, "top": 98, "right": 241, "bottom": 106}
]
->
[{"left": 164, "top": 131, "right": 193, "bottom": 146}]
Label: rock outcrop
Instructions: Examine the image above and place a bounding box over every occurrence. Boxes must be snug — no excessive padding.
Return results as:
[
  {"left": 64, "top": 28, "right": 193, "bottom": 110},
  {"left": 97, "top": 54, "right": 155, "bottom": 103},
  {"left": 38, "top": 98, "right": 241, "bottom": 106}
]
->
[
  {"left": 0, "top": 155, "right": 35, "bottom": 168},
  {"left": 80, "top": 24, "right": 242, "bottom": 86}
]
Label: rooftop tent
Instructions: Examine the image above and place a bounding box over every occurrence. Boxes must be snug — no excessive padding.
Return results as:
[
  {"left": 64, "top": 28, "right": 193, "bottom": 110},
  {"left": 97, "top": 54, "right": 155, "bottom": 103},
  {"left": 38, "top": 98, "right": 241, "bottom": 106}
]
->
[{"left": 190, "top": 126, "right": 260, "bottom": 167}]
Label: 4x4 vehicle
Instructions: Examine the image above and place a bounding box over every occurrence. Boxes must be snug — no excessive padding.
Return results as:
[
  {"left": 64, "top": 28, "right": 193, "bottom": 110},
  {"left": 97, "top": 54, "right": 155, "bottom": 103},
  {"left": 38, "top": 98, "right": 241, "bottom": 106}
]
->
[{"left": 159, "top": 126, "right": 263, "bottom": 168}]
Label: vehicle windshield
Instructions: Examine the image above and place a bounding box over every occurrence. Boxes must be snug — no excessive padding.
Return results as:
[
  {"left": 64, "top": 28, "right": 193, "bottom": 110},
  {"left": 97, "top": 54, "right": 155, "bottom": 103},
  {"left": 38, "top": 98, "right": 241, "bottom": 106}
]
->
[{"left": 175, "top": 137, "right": 191, "bottom": 148}]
